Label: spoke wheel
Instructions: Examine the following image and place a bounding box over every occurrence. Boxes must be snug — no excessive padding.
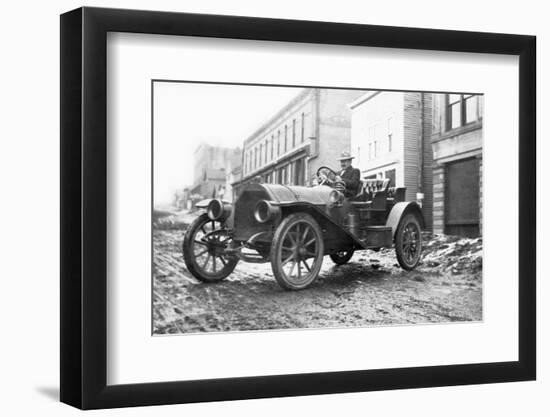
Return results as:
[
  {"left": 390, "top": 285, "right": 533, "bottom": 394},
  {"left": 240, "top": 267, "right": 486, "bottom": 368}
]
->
[
  {"left": 183, "top": 213, "right": 238, "bottom": 282},
  {"left": 270, "top": 213, "right": 324, "bottom": 290},
  {"left": 329, "top": 250, "right": 355, "bottom": 265},
  {"left": 395, "top": 214, "right": 422, "bottom": 270}
]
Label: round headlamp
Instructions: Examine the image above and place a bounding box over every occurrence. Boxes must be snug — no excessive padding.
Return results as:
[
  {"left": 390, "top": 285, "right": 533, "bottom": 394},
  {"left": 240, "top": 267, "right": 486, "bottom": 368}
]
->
[
  {"left": 207, "top": 199, "right": 231, "bottom": 221},
  {"left": 254, "top": 200, "right": 280, "bottom": 224}
]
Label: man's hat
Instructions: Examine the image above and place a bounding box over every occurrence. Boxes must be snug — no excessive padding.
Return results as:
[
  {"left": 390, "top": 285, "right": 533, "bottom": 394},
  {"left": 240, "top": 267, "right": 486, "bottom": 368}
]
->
[{"left": 337, "top": 150, "right": 355, "bottom": 161}]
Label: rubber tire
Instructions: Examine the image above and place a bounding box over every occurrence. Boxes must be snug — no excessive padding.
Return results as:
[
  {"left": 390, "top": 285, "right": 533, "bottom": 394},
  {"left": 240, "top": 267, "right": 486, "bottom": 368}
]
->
[
  {"left": 270, "top": 213, "right": 325, "bottom": 290},
  {"left": 329, "top": 250, "right": 355, "bottom": 265},
  {"left": 182, "top": 213, "right": 238, "bottom": 282},
  {"left": 395, "top": 213, "right": 422, "bottom": 270}
]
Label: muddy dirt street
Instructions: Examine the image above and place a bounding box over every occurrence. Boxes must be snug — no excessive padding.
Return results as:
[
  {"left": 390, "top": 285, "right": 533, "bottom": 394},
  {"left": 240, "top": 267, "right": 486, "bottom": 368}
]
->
[{"left": 153, "top": 219, "right": 482, "bottom": 334}]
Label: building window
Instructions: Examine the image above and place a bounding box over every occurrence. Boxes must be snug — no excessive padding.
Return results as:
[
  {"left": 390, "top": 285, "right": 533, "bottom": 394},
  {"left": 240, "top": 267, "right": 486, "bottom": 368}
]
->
[
  {"left": 292, "top": 119, "right": 296, "bottom": 148},
  {"left": 384, "top": 168, "right": 396, "bottom": 187},
  {"left": 254, "top": 147, "right": 258, "bottom": 169},
  {"left": 368, "top": 126, "right": 374, "bottom": 160},
  {"left": 446, "top": 94, "right": 479, "bottom": 130},
  {"left": 265, "top": 140, "right": 268, "bottom": 164},
  {"left": 287, "top": 164, "right": 293, "bottom": 185},
  {"left": 387, "top": 117, "right": 393, "bottom": 152},
  {"left": 284, "top": 125, "right": 288, "bottom": 152},
  {"left": 260, "top": 144, "right": 263, "bottom": 166},
  {"left": 465, "top": 95, "right": 478, "bottom": 123},
  {"left": 301, "top": 112, "right": 305, "bottom": 142},
  {"left": 294, "top": 158, "right": 304, "bottom": 185},
  {"left": 271, "top": 135, "right": 274, "bottom": 160},
  {"left": 277, "top": 130, "right": 281, "bottom": 156}
]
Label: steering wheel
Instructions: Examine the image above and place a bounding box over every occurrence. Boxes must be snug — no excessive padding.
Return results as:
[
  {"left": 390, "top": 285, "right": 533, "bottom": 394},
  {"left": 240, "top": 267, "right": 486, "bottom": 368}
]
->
[
  {"left": 316, "top": 166, "right": 346, "bottom": 192},
  {"left": 316, "top": 166, "right": 338, "bottom": 186}
]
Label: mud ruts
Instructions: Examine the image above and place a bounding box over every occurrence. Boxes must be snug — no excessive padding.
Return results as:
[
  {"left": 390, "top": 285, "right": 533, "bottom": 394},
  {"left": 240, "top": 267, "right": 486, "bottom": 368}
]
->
[{"left": 153, "top": 228, "right": 482, "bottom": 334}]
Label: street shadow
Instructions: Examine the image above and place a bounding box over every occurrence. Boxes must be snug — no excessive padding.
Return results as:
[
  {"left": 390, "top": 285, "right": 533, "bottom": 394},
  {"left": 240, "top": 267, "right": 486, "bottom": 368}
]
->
[{"left": 36, "top": 386, "right": 59, "bottom": 401}]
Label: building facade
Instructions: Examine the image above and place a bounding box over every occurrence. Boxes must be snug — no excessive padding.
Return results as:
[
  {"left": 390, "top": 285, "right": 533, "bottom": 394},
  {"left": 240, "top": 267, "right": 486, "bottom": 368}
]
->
[
  {"left": 350, "top": 91, "right": 434, "bottom": 230},
  {"left": 224, "top": 163, "right": 242, "bottom": 202},
  {"left": 235, "top": 88, "right": 365, "bottom": 190},
  {"left": 431, "top": 93, "right": 484, "bottom": 237},
  {"left": 190, "top": 143, "right": 241, "bottom": 201}
]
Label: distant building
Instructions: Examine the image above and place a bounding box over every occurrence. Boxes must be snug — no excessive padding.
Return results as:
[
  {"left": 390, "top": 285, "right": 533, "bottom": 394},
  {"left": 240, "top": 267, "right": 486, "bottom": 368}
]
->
[
  {"left": 350, "top": 91, "right": 434, "bottom": 230},
  {"left": 226, "top": 164, "right": 242, "bottom": 202},
  {"left": 173, "top": 187, "right": 190, "bottom": 210},
  {"left": 190, "top": 143, "right": 241, "bottom": 201},
  {"left": 430, "top": 93, "right": 483, "bottom": 237},
  {"left": 235, "top": 88, "right": 365, "bottom": 189}
]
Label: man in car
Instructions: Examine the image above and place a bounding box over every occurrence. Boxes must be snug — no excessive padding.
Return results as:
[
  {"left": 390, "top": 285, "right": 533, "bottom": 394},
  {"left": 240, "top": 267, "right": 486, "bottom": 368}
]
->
[{"left": 335, "top": 151, "right": 361, "bottom": 198}]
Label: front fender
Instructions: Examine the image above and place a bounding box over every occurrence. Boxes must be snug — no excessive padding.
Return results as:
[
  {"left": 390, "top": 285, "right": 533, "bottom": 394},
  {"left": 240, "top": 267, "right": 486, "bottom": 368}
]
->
[
  {"left": 195, "top": 198, "right": 231, "bottom": 209},
  {"left": 386, "top": 201, "right": 424, "bottom": 238}
]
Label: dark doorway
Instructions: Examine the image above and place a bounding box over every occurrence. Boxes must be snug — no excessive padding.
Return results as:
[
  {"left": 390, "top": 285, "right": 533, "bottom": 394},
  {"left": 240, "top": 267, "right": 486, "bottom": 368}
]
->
[{"left": 445, "top": 157, "right": 480, "bottom": 237}]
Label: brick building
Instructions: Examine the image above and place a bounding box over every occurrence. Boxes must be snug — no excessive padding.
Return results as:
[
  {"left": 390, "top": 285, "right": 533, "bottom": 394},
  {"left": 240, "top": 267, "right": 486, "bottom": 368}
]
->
[
  {"left": 190, "top": 143, "right": 241, "bottom": 200},
  {"left": 235, "top": 88, "right": 364, "bottom": 189},
  {"left": 350, "top": 91, "right": 434, "bottom": 230},
  {"left": 430, "top": 93, "right": 484, "bottom": 237}
]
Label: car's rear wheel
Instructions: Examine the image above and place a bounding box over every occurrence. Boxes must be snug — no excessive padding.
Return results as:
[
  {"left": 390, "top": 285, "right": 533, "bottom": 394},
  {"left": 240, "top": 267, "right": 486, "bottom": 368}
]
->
[
  {"left": 270, "top": 213, "right": 324, "bottom": 290},
  {"left": 182, "top": 213, "right": 238, "bottom": 282},
  {"left": 395, "top": 213, "right": 422, "bottom": 270},
  {"left": 329, "top": 250, "right": 354, "bottom": 265}
]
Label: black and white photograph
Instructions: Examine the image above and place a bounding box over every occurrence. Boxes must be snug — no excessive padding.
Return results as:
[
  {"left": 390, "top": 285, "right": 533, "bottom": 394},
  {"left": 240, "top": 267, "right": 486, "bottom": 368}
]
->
[
  {"left": 152, "top": 82, "right": 484, "bottom": 335},
  {"left": 0, "top": 0, "right": 543, "bottom": 413}
]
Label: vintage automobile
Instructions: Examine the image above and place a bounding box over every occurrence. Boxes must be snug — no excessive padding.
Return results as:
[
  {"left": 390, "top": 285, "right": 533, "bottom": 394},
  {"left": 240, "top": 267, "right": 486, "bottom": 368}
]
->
[{"left": 183, "top": 166, "right": 424, "bottom": 290}]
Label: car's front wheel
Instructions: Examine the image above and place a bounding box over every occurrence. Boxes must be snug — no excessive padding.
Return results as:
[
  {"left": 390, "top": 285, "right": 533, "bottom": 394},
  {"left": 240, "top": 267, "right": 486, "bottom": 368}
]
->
[
  {"left": 182, "top": 213, "right": 238, "bottom": 282},
  {"left": 270, "top": 213, "right": 325, "bottom": 290}
]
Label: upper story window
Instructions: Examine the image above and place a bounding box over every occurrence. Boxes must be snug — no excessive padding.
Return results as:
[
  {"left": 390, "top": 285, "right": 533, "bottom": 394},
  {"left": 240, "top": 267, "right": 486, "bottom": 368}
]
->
[
  {"left": 446, "top": 94, "right": 479, "bottom": 130},
  {"left": 292, "top": 119, "right": 296, "bottom": 148},
  {"left": 271, "top": 135, "right": 274, "bottom": 160},
  {"left": 284, "top": 125, "right": 288, "bottom": 152},
  {"left": 301, "top": 112, "right": 305, "bottom": 142},
  {"left": 277, "top": 130, "right": 281, "bottom": 156},
  {"left": 260, "top": 144, "right": 263, "bottom": 166},
  {"left": 368, "top": 125, "right": 378, "bottom": 159}
]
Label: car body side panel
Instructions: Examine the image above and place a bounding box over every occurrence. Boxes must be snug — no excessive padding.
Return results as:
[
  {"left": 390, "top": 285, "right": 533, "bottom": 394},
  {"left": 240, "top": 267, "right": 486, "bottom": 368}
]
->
[
  {"left": 278, "top": 204, "right": 366, "bottom": 253},
  {"left": 232, "top": 183, "right": 366, "bottom": 250}
]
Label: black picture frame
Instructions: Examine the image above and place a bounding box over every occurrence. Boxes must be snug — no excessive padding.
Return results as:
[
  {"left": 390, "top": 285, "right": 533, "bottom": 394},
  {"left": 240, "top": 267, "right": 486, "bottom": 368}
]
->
[{"left": 60, "top": 6, "right": 536, "bottom": 410}]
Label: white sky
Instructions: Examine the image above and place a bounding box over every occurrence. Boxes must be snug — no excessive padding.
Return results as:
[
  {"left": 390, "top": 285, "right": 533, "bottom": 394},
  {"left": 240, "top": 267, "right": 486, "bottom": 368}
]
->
[{"left": 153, "top": 82, "right": 302, "bottom": 205}]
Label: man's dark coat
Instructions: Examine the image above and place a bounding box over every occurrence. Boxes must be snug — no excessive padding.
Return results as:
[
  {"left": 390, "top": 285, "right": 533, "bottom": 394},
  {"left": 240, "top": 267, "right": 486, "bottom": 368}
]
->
[{"left": 340, "top": 165, "right": 361, "bottom": 197}]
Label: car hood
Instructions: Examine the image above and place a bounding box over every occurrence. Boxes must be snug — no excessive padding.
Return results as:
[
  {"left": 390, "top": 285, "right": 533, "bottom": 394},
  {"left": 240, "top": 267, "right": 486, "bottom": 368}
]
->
[{"left": 255, "top": 183, "right": 334, "bottom": 206}]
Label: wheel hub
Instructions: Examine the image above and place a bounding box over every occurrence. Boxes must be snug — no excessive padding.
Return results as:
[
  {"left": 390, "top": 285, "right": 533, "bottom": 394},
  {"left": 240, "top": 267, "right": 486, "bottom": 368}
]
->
[{"left": 297, "top": 246, "right": 307, "bottom": 258}]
